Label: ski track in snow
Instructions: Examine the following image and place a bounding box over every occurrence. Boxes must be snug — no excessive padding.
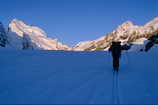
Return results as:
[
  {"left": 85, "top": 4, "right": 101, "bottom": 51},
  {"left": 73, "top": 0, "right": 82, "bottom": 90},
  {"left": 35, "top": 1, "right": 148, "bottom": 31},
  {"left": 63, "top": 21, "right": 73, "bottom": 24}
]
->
[
  {"left": 0, "top": 47, "right": 158, "bottom": 104},
  {"left": 112, "top": 71, "right": 120, "bottom": 104}
]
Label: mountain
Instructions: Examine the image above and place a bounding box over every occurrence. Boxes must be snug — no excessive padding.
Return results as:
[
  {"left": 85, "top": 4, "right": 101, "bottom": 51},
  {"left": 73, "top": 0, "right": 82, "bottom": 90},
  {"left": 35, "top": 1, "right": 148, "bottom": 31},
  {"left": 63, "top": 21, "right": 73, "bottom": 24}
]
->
[
  {"left": 0, "top": 18, "right": 158, "bottom": 104},
  {"left": 0, "top": 22, "right": 7, "bottom": 47},
  {"left": 73, "top": 17, "right": 158, "bottom": 51},
  {"left": 6, "top": 19, "right": 70, "bottom": 50},
  {"left": 0, "top": 17, "right": 158, "bottom": 51}
]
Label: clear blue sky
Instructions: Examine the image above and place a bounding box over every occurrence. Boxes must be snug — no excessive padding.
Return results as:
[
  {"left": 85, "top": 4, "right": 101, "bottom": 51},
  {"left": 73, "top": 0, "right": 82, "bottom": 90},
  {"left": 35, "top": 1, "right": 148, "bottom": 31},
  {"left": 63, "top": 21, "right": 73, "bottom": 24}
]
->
[{"left": 0, "top": 0, "right": 157, "bottom": 46}]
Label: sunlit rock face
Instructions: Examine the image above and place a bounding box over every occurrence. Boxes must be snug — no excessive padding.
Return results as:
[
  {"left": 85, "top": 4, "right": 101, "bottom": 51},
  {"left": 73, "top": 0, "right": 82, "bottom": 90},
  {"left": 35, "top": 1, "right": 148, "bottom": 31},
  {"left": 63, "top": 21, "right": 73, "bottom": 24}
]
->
[
  {"left": 73, "top": 17, "right": 158, "bottom": 51},
  {"left": 6, "top": 19, "right": 70, "bottom": 50}
]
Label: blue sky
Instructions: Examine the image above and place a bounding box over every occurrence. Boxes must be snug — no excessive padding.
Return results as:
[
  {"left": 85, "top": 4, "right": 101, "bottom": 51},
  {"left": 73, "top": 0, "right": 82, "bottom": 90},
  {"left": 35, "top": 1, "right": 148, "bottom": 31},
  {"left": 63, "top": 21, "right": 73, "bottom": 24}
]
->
[{"left": 0, "top": 0, "right": 157, "bottom": 46}]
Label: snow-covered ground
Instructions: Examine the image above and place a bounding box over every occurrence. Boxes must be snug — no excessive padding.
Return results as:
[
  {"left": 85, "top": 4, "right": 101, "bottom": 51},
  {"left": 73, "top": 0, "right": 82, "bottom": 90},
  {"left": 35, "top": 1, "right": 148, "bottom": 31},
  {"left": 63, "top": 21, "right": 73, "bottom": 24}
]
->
[{"left": 0, "top": 45, "right": 158, "bottom": 104}]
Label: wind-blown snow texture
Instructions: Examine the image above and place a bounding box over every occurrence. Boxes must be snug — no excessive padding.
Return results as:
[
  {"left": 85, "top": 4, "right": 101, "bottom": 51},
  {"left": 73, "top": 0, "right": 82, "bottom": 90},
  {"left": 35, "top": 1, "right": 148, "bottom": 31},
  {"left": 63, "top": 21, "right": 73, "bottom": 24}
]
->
[{"left": 0, "top": 45, "right": 158, "bottom": 104}]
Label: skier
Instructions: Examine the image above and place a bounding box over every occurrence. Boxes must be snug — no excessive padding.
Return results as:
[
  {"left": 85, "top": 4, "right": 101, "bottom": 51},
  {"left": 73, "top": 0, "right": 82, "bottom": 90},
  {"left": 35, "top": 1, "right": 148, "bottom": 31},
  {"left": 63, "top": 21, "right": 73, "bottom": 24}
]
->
[
  {"left": 109, "top": 41, "right": 131, "bottom": 72},
  {"left": 109, "top": 42, "right": 122, "bottom": 72}
]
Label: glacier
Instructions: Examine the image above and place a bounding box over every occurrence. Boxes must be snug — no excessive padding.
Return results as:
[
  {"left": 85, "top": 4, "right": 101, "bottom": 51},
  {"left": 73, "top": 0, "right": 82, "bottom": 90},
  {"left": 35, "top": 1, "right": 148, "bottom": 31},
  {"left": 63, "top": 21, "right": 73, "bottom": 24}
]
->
[{"left": 0, "top": 45, "right": 158, "bottom": 104}]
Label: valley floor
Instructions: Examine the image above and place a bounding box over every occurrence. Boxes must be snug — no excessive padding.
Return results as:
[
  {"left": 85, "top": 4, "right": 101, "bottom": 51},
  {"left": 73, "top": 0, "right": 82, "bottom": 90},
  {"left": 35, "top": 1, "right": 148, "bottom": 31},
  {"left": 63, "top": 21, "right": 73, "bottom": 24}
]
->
[{"left": 0, "top": 46, "right": 158, "bottom": 104}]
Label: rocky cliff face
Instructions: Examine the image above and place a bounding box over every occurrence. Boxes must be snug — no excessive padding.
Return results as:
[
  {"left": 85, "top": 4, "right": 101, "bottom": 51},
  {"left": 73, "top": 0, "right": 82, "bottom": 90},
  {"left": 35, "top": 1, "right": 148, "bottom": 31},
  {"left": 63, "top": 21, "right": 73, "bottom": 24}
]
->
[
  {"left": 73, "top": 17, "right": 158, "bottom": 51},
  {"left": 0, "top": 22, "right": 7, "bottom": 47},
  {"left": 6, "top": 19, "right": 70, "bottom": 50}
]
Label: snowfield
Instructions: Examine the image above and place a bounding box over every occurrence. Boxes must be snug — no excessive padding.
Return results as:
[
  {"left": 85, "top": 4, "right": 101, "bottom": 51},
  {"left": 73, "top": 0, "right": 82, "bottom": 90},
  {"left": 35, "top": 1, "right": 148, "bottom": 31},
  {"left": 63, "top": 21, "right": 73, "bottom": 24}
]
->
[{"left": 0, "top": 45, "right": 158, "bottom": 104}]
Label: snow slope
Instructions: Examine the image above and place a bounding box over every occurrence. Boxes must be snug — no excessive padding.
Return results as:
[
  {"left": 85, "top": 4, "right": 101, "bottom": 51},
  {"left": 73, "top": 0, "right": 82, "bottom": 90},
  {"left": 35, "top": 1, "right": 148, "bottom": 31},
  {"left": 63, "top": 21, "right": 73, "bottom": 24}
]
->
[{"left": 0, "top": 46, "right": 158, "bottom": 104}]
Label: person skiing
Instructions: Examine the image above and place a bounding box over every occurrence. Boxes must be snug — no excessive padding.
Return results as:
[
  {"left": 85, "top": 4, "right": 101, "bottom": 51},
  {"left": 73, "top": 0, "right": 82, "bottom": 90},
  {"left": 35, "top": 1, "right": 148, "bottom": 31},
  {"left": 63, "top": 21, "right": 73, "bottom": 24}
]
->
[
  {"left": 109, "top": 41, "right": 131, "bottom": 72},
  {"left": 109, "top": 41, "right": 122, "bottom": 72}
]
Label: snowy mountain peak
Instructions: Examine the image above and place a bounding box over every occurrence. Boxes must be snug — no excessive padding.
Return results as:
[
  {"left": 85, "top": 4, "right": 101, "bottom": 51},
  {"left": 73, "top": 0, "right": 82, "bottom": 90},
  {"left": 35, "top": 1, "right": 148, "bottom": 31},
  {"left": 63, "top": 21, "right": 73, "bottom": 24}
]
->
[
  {"left": 74, "top": 17, "right": 158, "bottom": 51},
  {"left": 114, "top": 21, "right": 139, "bottom": 41},
  {"left": 6, "top": 19, "right": 71, "bottom": 50},
  {"left": 11, "top": 19, "right": 27, "bottom": 25},
  {"left": 116, "top": 21, "right": 139, "bottom": 32},
  {"left": 145, "top": 17, "right": 158, "bottom": 27},
  {"left": 1, "top": 17, "right": 158, "bottom": 51},
  {"left": 119, "top": 21, "right": 134, "bottom": 28},
  {"left": 10, "top": 19, "right": 29, "bottom": 29},
  {"left": 9, "top": 19, "right": 47, "bottom": 37}
]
